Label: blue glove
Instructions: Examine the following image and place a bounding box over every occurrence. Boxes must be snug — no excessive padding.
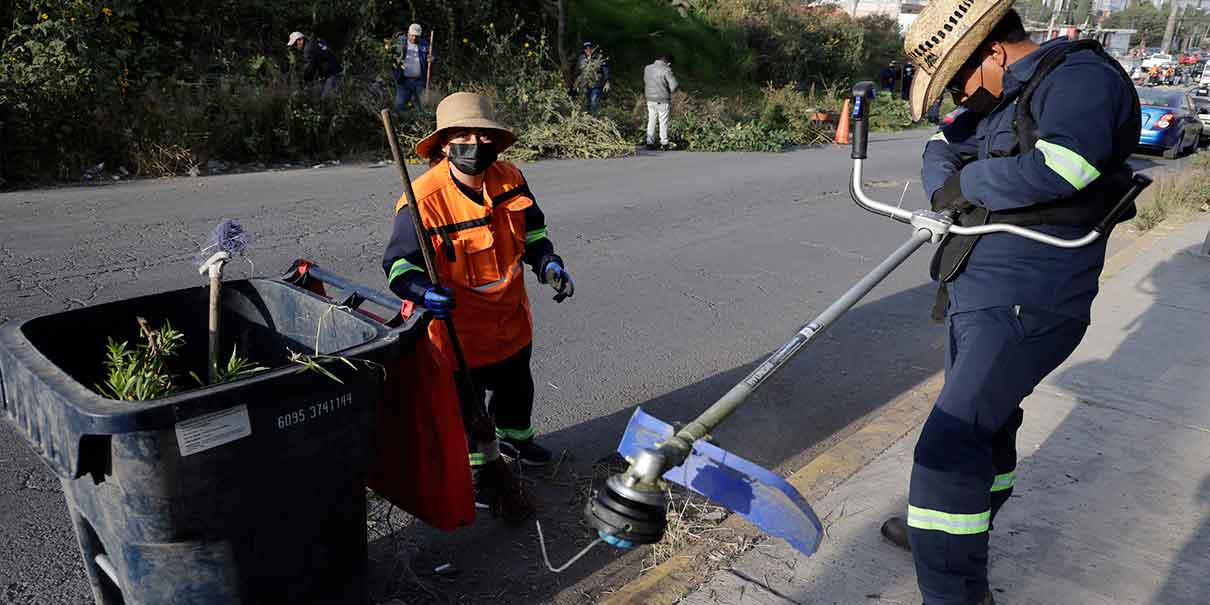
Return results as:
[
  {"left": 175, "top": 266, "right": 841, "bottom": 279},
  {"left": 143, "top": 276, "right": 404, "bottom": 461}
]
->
[
  {"left": 543, "top": 261, "right": 575, "bottom": 302},
  {"left": 423, "top": 286, "right": 456, "bottom": 319}
]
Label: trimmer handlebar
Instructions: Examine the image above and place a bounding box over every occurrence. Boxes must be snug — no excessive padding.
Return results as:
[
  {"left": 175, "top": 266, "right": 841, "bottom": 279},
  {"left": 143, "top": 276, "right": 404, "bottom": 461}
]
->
[{"left": 845, "top": 81, "right": 1151, "bottom": 248}]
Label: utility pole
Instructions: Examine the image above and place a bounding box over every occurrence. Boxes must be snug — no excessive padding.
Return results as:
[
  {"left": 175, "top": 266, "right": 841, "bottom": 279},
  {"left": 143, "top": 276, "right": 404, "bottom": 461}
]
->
[{"left": 1163, "top": 0, "right": 1181, "bottom": 53}]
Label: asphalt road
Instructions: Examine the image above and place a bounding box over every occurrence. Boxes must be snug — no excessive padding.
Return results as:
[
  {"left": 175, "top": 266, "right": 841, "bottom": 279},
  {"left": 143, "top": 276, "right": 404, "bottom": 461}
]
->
[{"left": 0, "top": 131, "right": 1191, "bottom": 603}]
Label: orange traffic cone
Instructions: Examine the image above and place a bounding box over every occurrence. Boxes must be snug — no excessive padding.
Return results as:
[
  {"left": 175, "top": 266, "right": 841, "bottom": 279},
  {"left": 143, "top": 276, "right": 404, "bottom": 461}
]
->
[{"left": 835, "top": 99, "right": 851, "bottom": 145}]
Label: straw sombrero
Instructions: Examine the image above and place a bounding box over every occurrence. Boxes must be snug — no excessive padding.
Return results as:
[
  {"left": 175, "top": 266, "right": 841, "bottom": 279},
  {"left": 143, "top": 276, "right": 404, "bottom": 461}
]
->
[
  {"left": 904, "top": 0, "right": 1015, "bottom": 121},
  {"left": 415, "top": 92, "right": 516, "bottom": 159}
]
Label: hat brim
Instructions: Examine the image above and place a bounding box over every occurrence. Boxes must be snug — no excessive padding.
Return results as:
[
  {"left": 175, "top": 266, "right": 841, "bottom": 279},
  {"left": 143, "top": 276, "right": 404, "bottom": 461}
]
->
[
  {"left": 415, "top": 118, "right": 517, "bottom": 159},
  {"left": 908, "top": 1, "right": 1014, "bottom": 121}
]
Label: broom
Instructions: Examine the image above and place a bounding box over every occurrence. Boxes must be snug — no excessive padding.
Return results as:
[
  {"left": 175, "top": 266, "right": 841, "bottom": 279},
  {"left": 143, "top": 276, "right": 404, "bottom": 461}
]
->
[
  {"left": 378, "top": 109, "right": 533, "bottom": 522},
  {"left": 197, "top": 219, "right": 248, "bottom": 384}
]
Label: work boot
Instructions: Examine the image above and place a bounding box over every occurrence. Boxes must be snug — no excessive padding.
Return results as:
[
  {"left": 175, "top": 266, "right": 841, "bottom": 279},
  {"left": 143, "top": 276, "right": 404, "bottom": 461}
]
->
[
  {"left": 499, "top": 438, "right": 553, "bottom": 466},
  {"left": 880, "top": 516, "right": 911, "bottom": 551},
  {"left": 645, "top": 142, "right": 659, "bottom": 151},
  {"left": 661, "top": 142, "right": 677, "bottom": 151}
]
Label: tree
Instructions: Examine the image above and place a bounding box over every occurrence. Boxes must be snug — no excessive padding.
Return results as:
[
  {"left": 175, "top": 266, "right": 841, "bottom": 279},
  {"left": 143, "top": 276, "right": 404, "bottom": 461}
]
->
[{"left": 1103, "top": 0, "right": 1167, "bottom": 45}]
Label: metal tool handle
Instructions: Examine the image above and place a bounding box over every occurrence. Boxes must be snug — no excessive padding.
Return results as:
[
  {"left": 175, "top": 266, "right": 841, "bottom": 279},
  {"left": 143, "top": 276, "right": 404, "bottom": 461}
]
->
[{"left": 846, "top": 81, "right": 1150, "bottom": 248}]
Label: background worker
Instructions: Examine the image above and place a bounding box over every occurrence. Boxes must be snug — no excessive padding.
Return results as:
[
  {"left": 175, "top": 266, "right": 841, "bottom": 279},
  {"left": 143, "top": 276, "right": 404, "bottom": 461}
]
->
[
  {"left": 287, "top": 31, "right": 343, "bottom": 96},
  {"left": 575, "top": 41, "right": 611, "bottom": 114},
  {"left": 885, "top": 2, "right": 1139, "bottom": 604},
  {"left": 381, "top": 92, "right": 575, "bottom": 509},
  {"left": 392, "top": 23, "right": 431, "bottom": 113},
  {"left": 643, "top": 54, "right": 679, "bottom": 150}
]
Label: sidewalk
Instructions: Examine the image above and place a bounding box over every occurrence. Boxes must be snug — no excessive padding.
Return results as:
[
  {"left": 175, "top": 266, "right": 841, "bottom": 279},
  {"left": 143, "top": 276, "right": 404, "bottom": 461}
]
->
[{"left": 680, "top": 216, "right": 1210, "bottom": 605}]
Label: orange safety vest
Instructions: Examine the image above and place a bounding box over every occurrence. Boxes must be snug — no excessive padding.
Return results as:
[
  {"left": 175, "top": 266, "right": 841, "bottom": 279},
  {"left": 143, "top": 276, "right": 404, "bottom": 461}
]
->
[{"left": 395, "top": 159, "right": 535, "bottom": 369}]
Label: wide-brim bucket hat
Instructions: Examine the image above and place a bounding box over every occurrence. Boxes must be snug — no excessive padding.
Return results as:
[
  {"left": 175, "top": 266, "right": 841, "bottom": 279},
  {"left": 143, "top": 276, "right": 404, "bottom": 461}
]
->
[
  {"left": 415, "top": 92, "right": 516, "bottom": 159},
  {"left": 904, "top": 0, "right": 1016, "bottom": 120}
]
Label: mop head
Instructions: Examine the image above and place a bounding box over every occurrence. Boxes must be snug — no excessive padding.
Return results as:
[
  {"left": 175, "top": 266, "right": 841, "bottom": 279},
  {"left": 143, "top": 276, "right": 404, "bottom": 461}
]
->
[{"left": 207, "top": 219, "right": 248, "bottom": 257}]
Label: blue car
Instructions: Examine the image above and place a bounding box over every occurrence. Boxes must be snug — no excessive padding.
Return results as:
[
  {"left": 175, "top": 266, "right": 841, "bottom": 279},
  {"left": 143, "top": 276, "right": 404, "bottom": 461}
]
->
[{"left": 1136, "top": 87, "right": 1204, "bottom": 159}]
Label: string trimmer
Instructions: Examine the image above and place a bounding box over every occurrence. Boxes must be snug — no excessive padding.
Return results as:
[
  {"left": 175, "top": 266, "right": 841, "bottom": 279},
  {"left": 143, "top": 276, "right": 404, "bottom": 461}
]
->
[{"left": 566, "top": 82, "right": 1150, "bottom": 566}]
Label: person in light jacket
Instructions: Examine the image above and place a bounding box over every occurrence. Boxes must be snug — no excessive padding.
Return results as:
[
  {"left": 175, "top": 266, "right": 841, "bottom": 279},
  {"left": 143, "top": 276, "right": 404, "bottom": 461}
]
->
[{"left": 643, "top": 55, "right": 679, "bottom": 150}]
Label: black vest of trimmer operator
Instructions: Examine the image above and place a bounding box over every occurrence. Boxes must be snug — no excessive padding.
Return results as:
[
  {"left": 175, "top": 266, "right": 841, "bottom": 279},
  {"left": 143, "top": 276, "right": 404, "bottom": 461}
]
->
[{"left": 929, "top": 40, "right": 1142, "bottom": 285}]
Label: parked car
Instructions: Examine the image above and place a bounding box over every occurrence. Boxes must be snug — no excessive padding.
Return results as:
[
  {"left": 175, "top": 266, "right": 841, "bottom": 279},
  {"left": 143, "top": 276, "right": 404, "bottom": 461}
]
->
[
  {"left": 1136, "top": 87, "right": 1204, "bottom": 159},
  {"left": 1142, "top": 53, "right": 1174, "bottom": 69},
  {"left": 1180, "top": 53, "right": 1200, "bottom": 65},
  {"left": 1191, "top": 90, "right": 1210, "bottom": 144}
]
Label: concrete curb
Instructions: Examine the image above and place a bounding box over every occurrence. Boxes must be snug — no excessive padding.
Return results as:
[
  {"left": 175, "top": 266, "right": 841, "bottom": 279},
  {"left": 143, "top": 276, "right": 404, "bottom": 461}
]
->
[{"left": 598, "top": 224, "right": 1172, "bottom": 605}]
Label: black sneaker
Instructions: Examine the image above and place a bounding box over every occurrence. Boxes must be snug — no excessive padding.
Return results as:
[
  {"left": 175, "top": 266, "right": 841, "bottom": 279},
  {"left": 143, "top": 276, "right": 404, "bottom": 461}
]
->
[
  {"left": 645, "top": 143, "right": 659, "bottom": 151},
  {"left": 660, "top": 142, "right": 677, "bottom": 151},
  {"left": 471, "top": 467, "right": 497, "bottom": 511},
  {"left": 499, "top": 438, "right": 553, "bottom": 466}
]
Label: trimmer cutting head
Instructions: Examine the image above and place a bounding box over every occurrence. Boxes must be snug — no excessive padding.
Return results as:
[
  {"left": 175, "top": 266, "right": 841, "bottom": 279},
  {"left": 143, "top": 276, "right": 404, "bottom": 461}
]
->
[
  {"left": 584, "top": 472, "right": 668, "bottom": 547},
  {"left": 586, "top": 408, "right": 824, "bottom": 555}
]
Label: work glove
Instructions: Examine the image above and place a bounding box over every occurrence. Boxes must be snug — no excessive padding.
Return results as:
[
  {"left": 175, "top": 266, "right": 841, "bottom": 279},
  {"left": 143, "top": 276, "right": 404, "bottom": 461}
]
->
[
  {"left": 543, "top": 261, "right": 575, "bottom": 303},
  {"left": 603, "top": 82, "right": 611, "bottom": 94},
  {"left": 422, "top": 286, "right": 456, "bottom": 319},
  {"left": 931, "top": 173, "right": 975, "bottom": 216}
]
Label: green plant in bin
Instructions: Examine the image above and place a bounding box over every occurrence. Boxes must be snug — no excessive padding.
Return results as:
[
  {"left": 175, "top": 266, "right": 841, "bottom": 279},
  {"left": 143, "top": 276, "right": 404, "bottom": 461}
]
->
[
  {"left": 96, "top": 318, "right": 267, "bottom": 400},
  {"left": 97, "top": 318, "right": 186, "bottom": 401}
]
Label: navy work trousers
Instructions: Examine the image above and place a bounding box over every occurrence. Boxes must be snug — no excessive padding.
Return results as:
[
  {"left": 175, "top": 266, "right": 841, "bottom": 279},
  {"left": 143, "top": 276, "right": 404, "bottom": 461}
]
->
[
  {"left": 909, "top": 305, "right": 1087, "bottom": 604},
  {"left": 462, "top": 343, "right": 536, "bottom": 465}
]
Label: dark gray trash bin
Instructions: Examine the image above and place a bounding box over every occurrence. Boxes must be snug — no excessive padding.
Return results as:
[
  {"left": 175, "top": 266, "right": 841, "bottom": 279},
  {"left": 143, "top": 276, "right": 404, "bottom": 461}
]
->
[{"left": 0, "top": 278, "right": 415, "bottom": 604}]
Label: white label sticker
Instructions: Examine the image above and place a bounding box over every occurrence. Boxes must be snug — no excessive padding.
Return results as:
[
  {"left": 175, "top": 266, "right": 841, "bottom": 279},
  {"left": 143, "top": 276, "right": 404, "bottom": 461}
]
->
[{"left": 175, "top": 404, "right": 252, "bottom": 456}]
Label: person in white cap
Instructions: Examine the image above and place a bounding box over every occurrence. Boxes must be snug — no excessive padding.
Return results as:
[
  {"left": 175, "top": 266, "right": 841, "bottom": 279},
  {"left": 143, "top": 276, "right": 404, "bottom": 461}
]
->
[
  {"left": 391, "top": 23, "right": 432, "bottom": 113},
  {"left": 879, "top": 2, "right": 1140, "bottom": 604},
  {"left": 286, "top": 31, "right": 343, "bottom": 96}
]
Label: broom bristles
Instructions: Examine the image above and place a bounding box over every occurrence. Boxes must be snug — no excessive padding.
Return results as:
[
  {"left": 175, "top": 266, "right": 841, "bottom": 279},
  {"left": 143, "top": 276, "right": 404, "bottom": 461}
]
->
[{"left": 482, "top": 458, "right": 534, "bottom": 523}]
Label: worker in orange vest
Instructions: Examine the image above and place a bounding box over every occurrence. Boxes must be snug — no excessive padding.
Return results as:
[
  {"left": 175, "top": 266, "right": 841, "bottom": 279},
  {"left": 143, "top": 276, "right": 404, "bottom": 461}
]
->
[{"left": 381, "top": 92, "right": 574, "bottom": 509}]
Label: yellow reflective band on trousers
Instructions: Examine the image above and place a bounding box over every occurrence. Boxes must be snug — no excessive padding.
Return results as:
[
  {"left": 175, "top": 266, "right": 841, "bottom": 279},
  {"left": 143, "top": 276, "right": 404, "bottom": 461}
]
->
[
  {"left": 907, "top": 505, "right": 990, "bottom": 535},
  {"left": 525, "top": 227, "right": 549, "bottom": 245},
  {"left": 991, "top": 471, "right": 1016, "bottom": 492},
  {"left": 929, "top": 131, "right": 948, "bottom": 143},
  {"left": 469, "top": 453, "right": 486, "bottom": 466},
  {"left": 388, "top": 258, "right": 423, "bottom": 283},
  {"left": 1036, "top": 139, "right": 1101, "bottom": 191},
  {"left": 496, "top": 425, "right": 535, "bottom": 441}
]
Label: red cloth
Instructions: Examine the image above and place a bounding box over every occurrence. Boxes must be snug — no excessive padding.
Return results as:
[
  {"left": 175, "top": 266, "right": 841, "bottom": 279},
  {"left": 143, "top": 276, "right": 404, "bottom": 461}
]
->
[{"left": 368, "top": 334, "right": 474, "bottom": 531}]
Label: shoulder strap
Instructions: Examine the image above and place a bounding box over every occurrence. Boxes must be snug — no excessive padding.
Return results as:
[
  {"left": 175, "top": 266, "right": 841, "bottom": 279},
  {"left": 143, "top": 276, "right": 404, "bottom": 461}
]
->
[{"left": 1014, "top": 40, "right": 1139, "bottom": 157}]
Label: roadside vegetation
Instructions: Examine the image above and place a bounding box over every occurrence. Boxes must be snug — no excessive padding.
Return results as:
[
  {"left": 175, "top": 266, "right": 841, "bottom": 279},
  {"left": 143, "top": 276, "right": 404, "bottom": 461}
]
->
[
  {"left": 1132, "top": 151, "right": 1210, "bottom": 231},
  {"left": 0, "top": 0, "right": 918, "bottom": 186}
]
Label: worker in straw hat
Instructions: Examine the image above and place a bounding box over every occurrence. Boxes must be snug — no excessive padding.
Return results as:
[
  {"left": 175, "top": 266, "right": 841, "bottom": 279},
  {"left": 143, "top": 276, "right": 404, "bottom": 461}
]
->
[
  {"left": 882, "top": 2, "right": 1140, "bottom": 603},
  {"left": 381, "top": 92, "right": 575, "bottom": 510}
]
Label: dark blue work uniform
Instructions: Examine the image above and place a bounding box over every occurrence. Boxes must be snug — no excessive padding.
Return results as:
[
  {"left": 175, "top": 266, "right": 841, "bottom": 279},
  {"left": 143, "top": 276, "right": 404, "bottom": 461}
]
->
[{"left": 912, "top": 39, "right": 1137, "bottom": 604}]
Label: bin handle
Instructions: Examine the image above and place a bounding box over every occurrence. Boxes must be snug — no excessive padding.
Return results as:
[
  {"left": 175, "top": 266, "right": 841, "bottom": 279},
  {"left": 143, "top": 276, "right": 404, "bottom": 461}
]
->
[{"left": 281, "top": 260, "right": 414, "bottom": 327}]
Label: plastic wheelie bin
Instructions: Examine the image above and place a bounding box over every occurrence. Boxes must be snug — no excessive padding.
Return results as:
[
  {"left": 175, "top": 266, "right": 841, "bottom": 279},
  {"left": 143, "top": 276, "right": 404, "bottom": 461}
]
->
[{"left": 0, "top": 277, "right": 421, "bottom": 604}]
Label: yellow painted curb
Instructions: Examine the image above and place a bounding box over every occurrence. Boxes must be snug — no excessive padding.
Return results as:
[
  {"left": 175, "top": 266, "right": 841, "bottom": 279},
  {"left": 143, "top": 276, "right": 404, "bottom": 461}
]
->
[{"left": 599, "top": 225, "right": 1163, "bottom": 605}]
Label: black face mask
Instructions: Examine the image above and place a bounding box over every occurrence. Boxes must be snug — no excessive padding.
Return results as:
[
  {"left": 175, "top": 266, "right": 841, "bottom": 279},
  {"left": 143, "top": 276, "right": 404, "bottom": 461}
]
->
[
  {"left": 961, "top": 86, "right": 1001, "bottom": 115},
  {"left": 447, "top": 143, "right": 497, "bottom": 175}
]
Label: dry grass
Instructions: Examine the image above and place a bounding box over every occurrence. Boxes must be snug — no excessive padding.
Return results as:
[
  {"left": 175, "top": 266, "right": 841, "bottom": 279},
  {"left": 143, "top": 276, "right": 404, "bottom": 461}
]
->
[
  {"left": 644, "top": 490, "right": 753, "bottom": 572},
  {"left": 1133, "top": 152, "right": 1210, "bottom": 231}
]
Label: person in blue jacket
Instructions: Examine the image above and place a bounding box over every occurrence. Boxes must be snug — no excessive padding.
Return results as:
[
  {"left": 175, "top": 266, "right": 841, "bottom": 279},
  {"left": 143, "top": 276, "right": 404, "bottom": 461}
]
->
[{"left": 881, "top": 2, "right": 1139, "bottom": 604}]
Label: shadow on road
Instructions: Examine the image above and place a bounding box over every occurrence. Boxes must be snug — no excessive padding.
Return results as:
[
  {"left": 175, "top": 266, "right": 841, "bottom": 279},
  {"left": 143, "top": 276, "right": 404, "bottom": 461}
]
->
[{"left": 367, "top": 281, "right": 945, "bottom": 604}]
